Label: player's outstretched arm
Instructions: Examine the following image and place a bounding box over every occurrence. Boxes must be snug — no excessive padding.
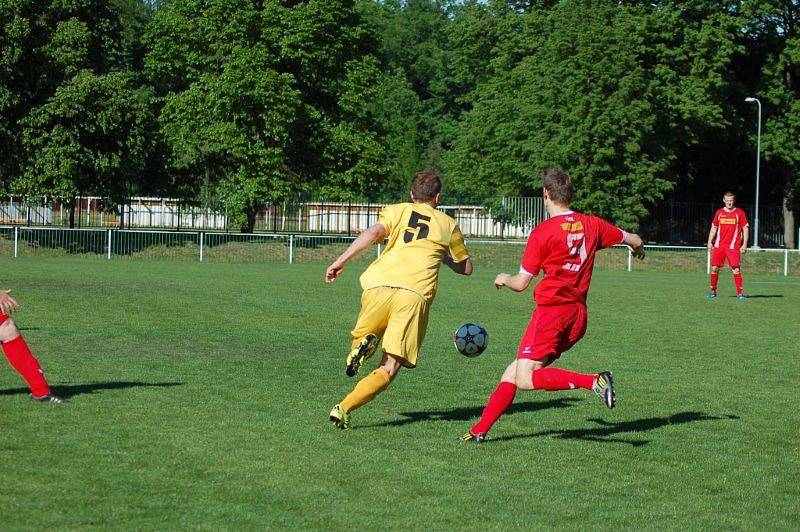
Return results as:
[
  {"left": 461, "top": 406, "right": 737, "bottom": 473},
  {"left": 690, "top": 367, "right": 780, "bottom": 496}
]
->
[
  {"left": 494, "top": 271, "right": 534, "bottom": 292},
  {"left": 0, "top": 290, "right": 19, "bottom": 315},
  {"left": 325, "top": 224, "right": 387, "bottom": 283},
  {"left": 623, "top": 232, "right": 646, "bottom": 260},
  {"left": 443, "top": 255, "right": 473, "bottom": 276}
]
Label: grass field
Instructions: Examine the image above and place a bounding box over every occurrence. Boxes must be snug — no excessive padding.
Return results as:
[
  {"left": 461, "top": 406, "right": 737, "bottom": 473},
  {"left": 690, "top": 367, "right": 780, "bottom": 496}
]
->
[{"left": 1, "top": 256, "right": 798, "bottom": 529}]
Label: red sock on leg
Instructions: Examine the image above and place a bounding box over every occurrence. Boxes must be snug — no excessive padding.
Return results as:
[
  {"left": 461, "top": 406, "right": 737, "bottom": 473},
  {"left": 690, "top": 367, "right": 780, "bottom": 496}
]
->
[
  {"left": 733, "top": 273, "right": 743, "bottom": 295},
  {"left": 532, "top": 367, "right": 595, "bottom": 391},
  {"left": 2, "top": 336, "right": 50, "bottom": 397},
  {"left": 710, "top": 272, "right": 719, "bottom": 292},
  {"left": 471, "top": 381, "right": 517, "bottom": 435}
]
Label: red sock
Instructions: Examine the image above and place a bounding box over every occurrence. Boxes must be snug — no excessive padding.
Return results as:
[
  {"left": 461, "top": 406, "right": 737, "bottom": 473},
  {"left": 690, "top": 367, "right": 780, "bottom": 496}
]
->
[
  {"left": 471, "top": 381, "right": 517, "bottom": 435},
  {"left": 710, "top": 272, "right": 719, "bottom": 292},
  {"left": 733, "top": 273, "right": 743, "bottom": 295},
  {"left": 2, "top": 336, "right": 50, "bottom": 397},
  {"left": 532, "top": 367, "right": 595, "bottom": 391}
]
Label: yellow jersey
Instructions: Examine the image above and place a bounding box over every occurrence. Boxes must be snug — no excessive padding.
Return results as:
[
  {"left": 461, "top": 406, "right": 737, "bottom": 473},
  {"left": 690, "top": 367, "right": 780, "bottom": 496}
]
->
[{"left": 359, "top": 202, "right": 470, "bottom": 302}]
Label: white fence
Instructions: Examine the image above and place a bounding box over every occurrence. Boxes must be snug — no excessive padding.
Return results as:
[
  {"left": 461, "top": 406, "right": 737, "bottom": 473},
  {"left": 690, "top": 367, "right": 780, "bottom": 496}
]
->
[
  {"left": 0, "top": 196, "right": 546, "bottom": 238},
  {"left": 1, "top": 226, "right": 798, "bottom": 276}
]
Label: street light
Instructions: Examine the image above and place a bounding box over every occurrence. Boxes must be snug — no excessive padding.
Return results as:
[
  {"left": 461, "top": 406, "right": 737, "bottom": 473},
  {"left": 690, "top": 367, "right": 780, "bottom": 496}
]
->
[{"left": 745, "top": 97, "right": 761, "bottom": 249}]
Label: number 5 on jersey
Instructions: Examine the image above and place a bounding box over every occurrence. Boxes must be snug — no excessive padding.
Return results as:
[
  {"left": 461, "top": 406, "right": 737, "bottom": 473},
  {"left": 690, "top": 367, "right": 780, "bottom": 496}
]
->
[{"left": 404, "top": 211, "right": 431, "bottom": 243}]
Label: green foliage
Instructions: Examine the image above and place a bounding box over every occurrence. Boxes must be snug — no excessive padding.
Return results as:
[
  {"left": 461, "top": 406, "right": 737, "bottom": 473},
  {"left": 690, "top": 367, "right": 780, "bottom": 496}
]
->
[
  {"left": 145, "top": 0, "right": 400, "bottom": 227},
  {"left": 445, "top": 1, "right": 740, "bottom": 229},
  {"left": 19, "top": 70, "right": 154, "bottom": 201},
  {"left": 0, "top": 0, "right": 132, "bottom": 200},
  {"left": 0, "top": 0, "right": 797, "bottom": 238},
  {"left": 743, "top": 1, "right": 800, "bottom": 196}
]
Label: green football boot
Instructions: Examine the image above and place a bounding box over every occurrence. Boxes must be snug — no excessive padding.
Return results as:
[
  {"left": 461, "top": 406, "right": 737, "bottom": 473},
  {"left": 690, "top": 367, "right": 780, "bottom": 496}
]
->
[
  {"left": 329, "top": 404, "right": 350, "bottom": 430},
  {"left": 345, "top": 334, "right": 378, "bottom": 377}
]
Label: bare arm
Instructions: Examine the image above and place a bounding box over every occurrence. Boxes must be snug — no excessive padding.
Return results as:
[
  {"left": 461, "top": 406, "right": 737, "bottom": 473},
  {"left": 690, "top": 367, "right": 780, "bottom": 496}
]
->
[
  {"left": 623, "top": 231, "right": 646, "bottom": 260},
  {"left": 325, "top": 224, "right": 387, "bottom": 283},
  {"left": 443, "top": 255, "right": 473, "bottom": 276},
  {"left": 494, "top": 271, "right": 534, "bottom": 292},
  {"left": 707, "top": 226, "right": 717, "bottom": 251},
  {"left": 741, "top": 226, "right": 749, "bottom": 253}
]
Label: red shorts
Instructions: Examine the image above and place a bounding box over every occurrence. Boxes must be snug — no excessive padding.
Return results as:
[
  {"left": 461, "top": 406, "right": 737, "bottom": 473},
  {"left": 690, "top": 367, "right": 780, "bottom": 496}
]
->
[
  {"left": 517, "top": 303, "right": 587, "bottom": 360},
  {"left": 711, "top": 247, "right": 741, "bottom": 268}
]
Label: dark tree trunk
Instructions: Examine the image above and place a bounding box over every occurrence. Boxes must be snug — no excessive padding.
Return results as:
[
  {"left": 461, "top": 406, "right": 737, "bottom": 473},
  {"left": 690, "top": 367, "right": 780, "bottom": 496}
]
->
[
  {"left": 241, "top": 204, "right": 257, "bottom": 233},
  {"left": 784, "top": 188, "right": 796, "bottom": 249}
]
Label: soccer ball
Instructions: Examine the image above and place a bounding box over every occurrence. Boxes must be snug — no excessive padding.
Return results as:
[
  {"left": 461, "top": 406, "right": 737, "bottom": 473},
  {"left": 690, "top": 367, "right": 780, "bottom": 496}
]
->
[{"left": 453, "top": 323, "right": 488, "bottom": 357}]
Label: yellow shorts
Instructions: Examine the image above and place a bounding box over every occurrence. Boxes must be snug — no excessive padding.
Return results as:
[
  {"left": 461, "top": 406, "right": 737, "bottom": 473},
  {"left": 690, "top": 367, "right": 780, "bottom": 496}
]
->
[{"left": 350, "top": 286, "right": 430, "bottom": 368}]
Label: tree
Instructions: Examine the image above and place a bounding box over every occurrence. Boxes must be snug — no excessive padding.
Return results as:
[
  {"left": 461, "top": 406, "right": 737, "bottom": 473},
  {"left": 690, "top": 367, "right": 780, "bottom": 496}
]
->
[
  {"left": 445, "top": 0, "right": 739, "bottom": 229},
  {"left": 18, "top": 71, "right": 154, "bottom": 226},
  {"left": 158, "top": 45, "right": 301, "bottom": 231},
  {"left": 146, "top": 0, "right": 400, "bottom": 228},
  {"left": 742, "top": 0, "right": 799, "bottom": 248},
  {"left": 0, "top": 0, "right": 50, "bottom": 190}
]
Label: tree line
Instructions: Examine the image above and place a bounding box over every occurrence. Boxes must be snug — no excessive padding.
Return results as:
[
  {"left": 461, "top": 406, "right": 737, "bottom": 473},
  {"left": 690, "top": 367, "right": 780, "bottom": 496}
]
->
[{"left": 1, "top": 0, "right": 797, "bottom": 242}]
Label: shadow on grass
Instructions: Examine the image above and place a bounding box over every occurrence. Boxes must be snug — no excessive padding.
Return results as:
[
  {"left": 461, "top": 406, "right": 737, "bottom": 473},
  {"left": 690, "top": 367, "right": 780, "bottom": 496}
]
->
[
  {"left": 489, "top": 411, "right": 740, "bottom": 447},
  {"left": 727, "top": 295, "right": 783, "bottom": 298},
  {"left": 358, "top": 397, "right": 583, "bottom": 429},
  {"left": 0, "top": 381, "right": 184, "bottom": 398}
]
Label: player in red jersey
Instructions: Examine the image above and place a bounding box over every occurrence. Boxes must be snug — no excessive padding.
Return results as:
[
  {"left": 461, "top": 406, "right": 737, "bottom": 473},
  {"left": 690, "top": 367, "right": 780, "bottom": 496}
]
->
[
  {"left": 461, "top": 169, "right": 644, "bottom": 443},
  {"left": 707, "top": 192, "right": 749, "bottom": 300},
  {"left": 0, "top": 290, "right": 68, "bottom": 404}
]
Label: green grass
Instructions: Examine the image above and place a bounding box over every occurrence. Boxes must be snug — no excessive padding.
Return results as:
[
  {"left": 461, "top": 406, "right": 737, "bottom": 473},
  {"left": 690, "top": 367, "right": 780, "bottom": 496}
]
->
[{"left": 0, "top": 257, "right": 798, "bottom": 529}]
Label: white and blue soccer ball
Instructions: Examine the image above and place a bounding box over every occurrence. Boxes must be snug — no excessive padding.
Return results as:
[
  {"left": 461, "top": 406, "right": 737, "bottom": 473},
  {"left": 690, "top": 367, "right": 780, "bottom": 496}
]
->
[{"left": 453, "top": 323, "right": 488, "bottom": 357}]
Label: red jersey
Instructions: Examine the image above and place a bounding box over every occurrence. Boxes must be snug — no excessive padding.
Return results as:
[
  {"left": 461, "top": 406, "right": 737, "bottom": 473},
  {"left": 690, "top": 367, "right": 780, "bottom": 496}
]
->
[
  {"left": 711, "top": 208, "right": 748, "bottom": 250},
  {"left": 520, "top": 211, "right": 624, "bottom": 306}
]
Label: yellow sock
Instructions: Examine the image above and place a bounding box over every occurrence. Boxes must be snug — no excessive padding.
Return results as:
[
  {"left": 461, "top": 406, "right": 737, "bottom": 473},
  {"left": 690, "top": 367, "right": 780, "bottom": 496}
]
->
[{"left": 340, "top": 368, "right": 391, "bottom": 413}]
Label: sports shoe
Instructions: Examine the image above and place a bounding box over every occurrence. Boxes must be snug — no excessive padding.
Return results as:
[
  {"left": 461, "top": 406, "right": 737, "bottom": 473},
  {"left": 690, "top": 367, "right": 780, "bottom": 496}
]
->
[
  {"left": 329, "top": 404, "right": 350, "bottom": 429},
  {"left": 460, "top": 431, "right": 486, "bottom": 444},
  {"left": 30, "top": 393, "right": 69, "bottom": 405},
  {"left": 707, "top": 291, "right": 717, "bottom": 299},
  {"left": 592, "top": 371, "right": 615, "bottom": 409},
  {"left": 345, "top": 333, "right": 378, "bottom": 377},
  {"left": 737, "top": 294, "right": 746, "bottom": 301}
]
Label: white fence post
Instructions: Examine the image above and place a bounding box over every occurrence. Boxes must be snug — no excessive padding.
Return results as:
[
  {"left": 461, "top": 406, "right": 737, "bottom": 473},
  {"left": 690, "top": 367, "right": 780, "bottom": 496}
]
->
[
  {"left": 784, "top": 249, "right": 789, "bottom": 277},
  {"left": 107, "top": 229, "right": 112, "bottom": 259},
  {"left": 627, "top": 246, "right": 632, "bottom": 272},
  {"left": 706, "top": 249, "right": 711, "bottom": 274},
  {"left": 377, "top": 243, "right": 381, "bottom": 258},
  {"left": 199, "top": 232, "right": 204, "bottom": 262},
  {"left": 13, "top": 226, "right": 18, "bottom": 257},
  {"left": 289, "top": 234, "right": 293, "bottom": 264}
]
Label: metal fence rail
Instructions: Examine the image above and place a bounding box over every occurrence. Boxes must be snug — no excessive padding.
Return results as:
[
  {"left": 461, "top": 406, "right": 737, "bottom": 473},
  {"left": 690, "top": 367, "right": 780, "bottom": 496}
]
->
[{"left": 1, "top": 227, "right": 798, "bottom": 276}]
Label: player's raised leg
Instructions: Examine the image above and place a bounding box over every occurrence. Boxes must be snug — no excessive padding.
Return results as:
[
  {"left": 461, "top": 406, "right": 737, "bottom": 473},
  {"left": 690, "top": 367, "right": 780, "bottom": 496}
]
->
[
  {"left": 346, "top": 334, "right": 379, "bottom": 377},
  {"left": 330, "top": 353, "right": 398, "bottom": 429},
  {"left": 463, "top": 359, "right": 614, "bottom": 442},
  {"left": 0, "top": 313, "right": 67, "bottom": 404}
]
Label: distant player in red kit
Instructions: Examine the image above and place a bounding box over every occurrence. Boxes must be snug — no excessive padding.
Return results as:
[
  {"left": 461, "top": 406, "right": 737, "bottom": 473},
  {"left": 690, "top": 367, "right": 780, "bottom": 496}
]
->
[
  {"left": 1, "top": 290, "right": 68, "bottom": 404},
  {"left": 462, "top": 169, "right": 644, "bottom": 443},
  {"left": 707, "top": 192, "right": 748, "bottom": 300}
]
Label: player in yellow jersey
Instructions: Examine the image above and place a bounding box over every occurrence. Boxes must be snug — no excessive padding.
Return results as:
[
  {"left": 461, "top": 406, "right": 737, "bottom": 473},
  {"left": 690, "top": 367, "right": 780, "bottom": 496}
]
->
[{"left": 325, "top": 171, "right": 473, "bottom": 429}]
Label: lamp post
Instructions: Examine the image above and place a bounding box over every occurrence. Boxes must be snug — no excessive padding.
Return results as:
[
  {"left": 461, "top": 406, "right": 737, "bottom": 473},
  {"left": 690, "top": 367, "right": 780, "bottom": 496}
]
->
[{"left": 745, "top": 97, "right": 761, "bottom": 249}]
